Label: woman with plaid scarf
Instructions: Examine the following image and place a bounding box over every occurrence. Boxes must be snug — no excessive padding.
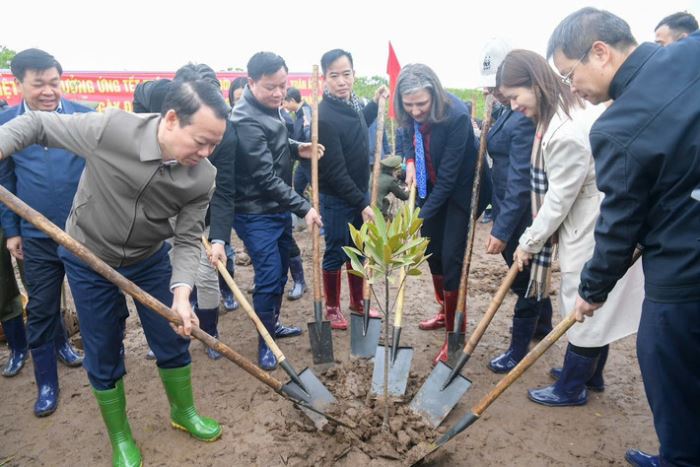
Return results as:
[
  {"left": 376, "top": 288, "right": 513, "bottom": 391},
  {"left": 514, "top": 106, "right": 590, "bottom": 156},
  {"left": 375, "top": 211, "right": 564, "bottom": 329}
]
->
[{"left": 498, "top": 49, "right": 644, "bottom": 407}]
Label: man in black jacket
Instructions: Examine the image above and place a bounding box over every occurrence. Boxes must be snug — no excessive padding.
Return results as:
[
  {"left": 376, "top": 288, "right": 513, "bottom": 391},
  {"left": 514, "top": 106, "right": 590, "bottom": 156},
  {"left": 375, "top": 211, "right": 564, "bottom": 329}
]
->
[
  {"left": 317, "top": 49, "right": 387, "bottom": 330},
  {"left": 231, "top": 52, "right": 322, "bottom": 370},
  {"left": 133, "top": 63, "right": 236, "bottom": 360},
  {"left": 549, "top": 8, "right": 700, "bottom": 467}
]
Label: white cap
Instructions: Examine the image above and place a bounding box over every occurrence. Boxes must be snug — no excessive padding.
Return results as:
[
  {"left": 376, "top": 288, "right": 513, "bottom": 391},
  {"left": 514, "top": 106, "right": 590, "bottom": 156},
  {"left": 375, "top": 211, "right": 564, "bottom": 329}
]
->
[{"left": 479, "top": 38, "right": 512, "bottom": 88}]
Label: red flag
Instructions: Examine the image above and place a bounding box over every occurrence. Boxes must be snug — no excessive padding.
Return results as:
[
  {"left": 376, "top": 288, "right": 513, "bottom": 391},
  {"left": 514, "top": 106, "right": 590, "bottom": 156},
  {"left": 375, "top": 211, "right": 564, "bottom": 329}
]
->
[{"left": 387, "top": 41, "right": 401, "bottom": 119}]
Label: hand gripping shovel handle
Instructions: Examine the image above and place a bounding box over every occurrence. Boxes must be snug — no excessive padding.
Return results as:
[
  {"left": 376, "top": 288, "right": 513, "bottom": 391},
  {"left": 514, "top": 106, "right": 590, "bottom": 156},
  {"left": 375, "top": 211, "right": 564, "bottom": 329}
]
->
[
  {"left": 202, "top": 238, "right": 307, "bottom": 393},
  {"left": 391, "top": 182, "right": 416, "bottom": 360},
  {"left": 310, "top": 65, "right": 323, "bottom": 321},
  {"left": 442, "top": 263, "right": 519, "bottom": 389},
  {"left": 453, "top": 96, "right": 495, "bottom": 330},
  {"left": 0, "top": 184, "right": 287, "bottom": 394}
]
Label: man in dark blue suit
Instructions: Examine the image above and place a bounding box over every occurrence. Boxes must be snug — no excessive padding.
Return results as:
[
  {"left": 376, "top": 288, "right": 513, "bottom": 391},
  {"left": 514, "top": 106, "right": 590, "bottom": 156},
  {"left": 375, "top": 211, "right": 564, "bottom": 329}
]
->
[{"left": 549, "top": 8, "right": 700, "bottom": 467}]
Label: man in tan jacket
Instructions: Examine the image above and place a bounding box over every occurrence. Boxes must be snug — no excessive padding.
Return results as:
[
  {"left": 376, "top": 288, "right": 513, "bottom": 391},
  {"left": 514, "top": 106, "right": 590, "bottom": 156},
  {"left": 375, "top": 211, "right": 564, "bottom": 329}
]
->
[{"left": 0, "top": 79, "right": 227, "bottom": 467}]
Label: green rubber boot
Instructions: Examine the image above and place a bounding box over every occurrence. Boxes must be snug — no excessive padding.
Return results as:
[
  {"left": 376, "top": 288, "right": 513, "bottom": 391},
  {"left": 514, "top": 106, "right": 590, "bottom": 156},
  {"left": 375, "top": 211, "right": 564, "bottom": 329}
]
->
[
  {"left": 158, "top": 364, "right": 222, "bottom": 442},
  {"left": 92, "top": 380, "right": 142, "bottom": 467}
]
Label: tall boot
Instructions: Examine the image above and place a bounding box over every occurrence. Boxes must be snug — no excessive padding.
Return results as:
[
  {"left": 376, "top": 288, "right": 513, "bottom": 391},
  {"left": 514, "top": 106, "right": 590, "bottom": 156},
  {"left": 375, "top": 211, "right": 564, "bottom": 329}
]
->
[
  {"left": 533, "top": 299, "right": 553, "bottom": 340},
  {"left": 158, "top": 365, "right": 222, "bottom": 441},
  {"left": 272, "top": 294, "right": 302, "bottom": 338},
  {"left": 219, "top": 263, "right": 239, "bottom": 312},
  {"left": 31, "top": 342, "right": 59, "bottom": 417},
  {"left": 488, "top": 315, "right": 538, "bottom": 373},
  {"left": 419, "top": 275, "right": 446, "bottom": 330},
  {"left": 286, "top": 255, "right": 307, "bottom": 301},
  {"left": 528, "top": 344, "right": 598, "bottom": 406},
  {"left": 550, "top": 344, "right": 608, "bottom": 392},
  {"left": 92, "top": 379, "right": 142, "bottom": 467},
  {"left": 346, "top": 263, "right": 380, "bottom": 318},
  {"left": 1, "top": 313, "right": 28, "bottom": 377},
  {"left": 432, "top": 290, "right": 463, "bottom": 366},
  {"left": 323, "top": 270, "right": 348, "bottom": 330},
  {"left": 195, "top": 307, "right": 222, "bottom": 360},
  {"left": 256, "top": 299, "right": 278, "bottom": 370},
  {"left": 55, "top": 318, "right": 84, "bottom": 367}
]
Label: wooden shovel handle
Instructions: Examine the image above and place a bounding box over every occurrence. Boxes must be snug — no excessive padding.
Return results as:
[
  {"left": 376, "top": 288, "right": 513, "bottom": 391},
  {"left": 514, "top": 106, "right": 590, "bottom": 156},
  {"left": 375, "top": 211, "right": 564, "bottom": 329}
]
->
[
  {"left": 393, "top": 182, "right": 417, "bottom": 328},
  {"left": 363, "top": 95, "right": 388, "bottom": 302},
  {"left": 310, "top": 65, "right": 322, "bottom": 303},
  {"left": 462, "top": 263, "right": 519, "bottom": 355},
  {"left": 456, "top": 96, "right": 495, "bottom": 314},
  {"left": 202, "top": 238, "right": 285, "bottom": 362},
  {"left": 472, "top": 313, "right": 577, "bottom": 416},
  {"left": 0, "top": 184, "right": 284, "bottom": 393}
]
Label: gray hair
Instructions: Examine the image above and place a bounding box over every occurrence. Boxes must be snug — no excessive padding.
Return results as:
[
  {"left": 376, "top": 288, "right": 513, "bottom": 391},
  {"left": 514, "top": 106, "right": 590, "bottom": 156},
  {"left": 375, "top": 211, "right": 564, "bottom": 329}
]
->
[
  {"left": 394, "top": 63, "right": 450, "bottom": 127},
  {"left": 547, "top": 7, "right": 637, "bottom": 60}
]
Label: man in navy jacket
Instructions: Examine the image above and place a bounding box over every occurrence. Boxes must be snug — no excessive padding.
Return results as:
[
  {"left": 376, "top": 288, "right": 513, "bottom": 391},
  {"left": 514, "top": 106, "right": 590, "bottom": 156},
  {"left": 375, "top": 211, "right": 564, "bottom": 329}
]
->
[
  {"left": 548, "top": 9, "right": 700, "bottom": 466},
  {"left": 0, "top": 49, "right": 87, "bottom": 417}
]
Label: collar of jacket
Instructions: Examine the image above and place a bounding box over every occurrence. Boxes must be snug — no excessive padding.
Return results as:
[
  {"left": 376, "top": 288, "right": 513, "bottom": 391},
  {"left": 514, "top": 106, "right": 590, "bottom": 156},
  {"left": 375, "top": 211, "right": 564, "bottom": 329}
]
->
[
  {"left": 242, "top": 86, "right": 282, "bottom": 118},
  {"left": 322, "top": 95, "right": 362, "bottom": 117},
  {"left": 137, "top": 113, "right": 164, "bottom": 162},
  {"left": 609, "top": 42, "right": 658, "bottom": 100},
  {"left": 16, "top": 97, "right": 70, "bottom": 117}
]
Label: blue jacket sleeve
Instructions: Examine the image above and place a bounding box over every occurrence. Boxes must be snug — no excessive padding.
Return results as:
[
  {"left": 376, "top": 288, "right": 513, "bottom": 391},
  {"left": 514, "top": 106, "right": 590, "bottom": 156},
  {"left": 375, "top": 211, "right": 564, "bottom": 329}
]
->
[
  {"left": 579, "top": 133, "right": 648, "bottom": 303},
  {"left": 490, "top": 114, "right": 534, "bottom": 243},
  {"left": 420, "top": 112, "right": 472, "bottom": 219},
  {"left": 0, "top": 156, "right": 20, "bottom": 238}
]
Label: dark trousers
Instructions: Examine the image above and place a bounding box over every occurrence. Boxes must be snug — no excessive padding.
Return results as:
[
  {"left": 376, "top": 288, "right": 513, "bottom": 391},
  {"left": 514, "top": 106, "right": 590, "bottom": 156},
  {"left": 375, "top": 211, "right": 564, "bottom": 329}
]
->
[
  {"left": 23, "top": 237, "right": 68, "bottom": 347},
  {"left": 293, "top": 163, "right": 311, "bottom": 199},
  {"left": 59, "top": 243, "right": 190, "bottom": 390},
  {"left": 320, "top": 193, "right": 366, "bottom": 271},
  {"left": 233, "top": 213, "right": 293, "bottom": 328},
  {"left": 501, "top": 216, "right": 551, "bottom": 319},
  {"left": 421, "top": 200, "right": 471, "bottom": 291},
  {"left": 637, "top": 299, "right": 700, "bottom": 466},
  {"left": 0, "top": 228, "right": 21, "bottom": 322}
]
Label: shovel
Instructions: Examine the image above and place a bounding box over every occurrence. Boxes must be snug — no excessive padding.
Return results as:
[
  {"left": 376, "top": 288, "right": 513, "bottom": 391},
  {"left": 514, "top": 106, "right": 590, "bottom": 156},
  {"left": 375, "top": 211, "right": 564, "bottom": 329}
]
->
[
  {"left": 409, "top": 313, "right": 578, "bottom": 465},
  {"left": 306, "top": 65, "right": 334, "bottom": 365},
  {"left": 350, "top": 94, "right": 386, "bottom": 358},
  {"left": 0, "top": 185, "right": 341, "bottom": 429},
  {"left": 371, "top": 183, "right": 416, "bottom": 397},
  {"left": 410, "top": 263, "right": 517, "bottom": 427},
  {"left": 447, "top": 96, "right": 495, "bottom": 362}
]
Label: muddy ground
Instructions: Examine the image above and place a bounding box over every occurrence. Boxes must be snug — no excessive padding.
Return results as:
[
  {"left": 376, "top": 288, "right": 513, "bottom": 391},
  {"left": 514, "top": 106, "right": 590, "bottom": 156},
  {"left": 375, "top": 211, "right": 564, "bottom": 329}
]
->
[{"left": 0, "top": 222, "right": 657, "bottom": 466}]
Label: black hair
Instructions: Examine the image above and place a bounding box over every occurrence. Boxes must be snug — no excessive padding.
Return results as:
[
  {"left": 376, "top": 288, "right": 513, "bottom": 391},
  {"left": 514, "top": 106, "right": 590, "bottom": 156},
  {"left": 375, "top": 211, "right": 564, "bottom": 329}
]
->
[
  {"left": 655, "top": 11, "right": 698, "bottom": 33},
  {"left": 285, "top": 87, "right": 302, "bottom": 103},
  {"left": 10, "top": 48, "right": 63, "bottom": 82},
  {"left": 320, "top": 49, "right": 354, "bottom": 75},
  {"left": 161, "top": 80, "right": 228, "bottom": 126},
  {"left": 174, "top": 63, "right": 220, "bottom": 89},
  {"left": 246, "top": 52, "right": 288, "bottom": 81},
  {"left": 228, "top": 76, "right": 248, "bottom": 105},
  {"left": 547, "top": 7, "right": 637, "bottom": 60}
]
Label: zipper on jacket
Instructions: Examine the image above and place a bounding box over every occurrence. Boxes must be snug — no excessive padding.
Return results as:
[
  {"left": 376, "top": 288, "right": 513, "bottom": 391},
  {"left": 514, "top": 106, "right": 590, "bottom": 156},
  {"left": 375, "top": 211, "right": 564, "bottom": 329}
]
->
[{"left": 121, "top": 166, "right": 160, "bottom": 265}]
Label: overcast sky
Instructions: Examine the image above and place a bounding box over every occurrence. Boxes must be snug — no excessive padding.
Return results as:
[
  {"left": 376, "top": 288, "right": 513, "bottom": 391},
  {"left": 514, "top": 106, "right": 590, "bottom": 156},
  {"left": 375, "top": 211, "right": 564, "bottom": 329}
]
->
[{"left": 3, "top": 0, "right": 698, "bottom": 88}]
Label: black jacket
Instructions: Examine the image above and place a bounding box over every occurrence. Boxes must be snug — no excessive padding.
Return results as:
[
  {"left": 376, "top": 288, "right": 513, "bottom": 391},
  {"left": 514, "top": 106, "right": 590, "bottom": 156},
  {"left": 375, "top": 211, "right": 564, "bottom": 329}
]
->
[
  {"left": 487, "top": 108, "right": 534, "bottom": 244},
  {"left": 132, "top": 78, "right": 236, "bottom": 243},
  {"left": 579, "top": 36, "right": 700, "bottom": 304},
  {"left": 232, "top": 88, "right": 309, "bottom": 217},
  {"left": 404, "top": 94, "right": 491, "bottom": 220},
  {"left": 317, "top": 98, "right": 378, "bottom": 209}
]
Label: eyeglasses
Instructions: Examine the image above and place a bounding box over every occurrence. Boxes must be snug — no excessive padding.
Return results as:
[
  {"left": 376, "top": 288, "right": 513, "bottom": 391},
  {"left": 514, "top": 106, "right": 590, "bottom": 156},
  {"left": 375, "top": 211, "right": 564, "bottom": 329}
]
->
[{"left": 560, "top": 47, "right": 591, "bottom": 86}]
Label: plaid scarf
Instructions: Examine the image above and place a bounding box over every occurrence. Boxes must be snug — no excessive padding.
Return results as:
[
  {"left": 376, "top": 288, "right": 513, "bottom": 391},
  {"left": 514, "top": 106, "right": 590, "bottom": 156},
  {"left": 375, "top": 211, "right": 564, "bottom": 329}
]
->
[
  {"left": 323, "top": 89, "right": 364, "bottom": 115},
  {"left": 525, "top": 122, "right": 557, "bottom": 300}
]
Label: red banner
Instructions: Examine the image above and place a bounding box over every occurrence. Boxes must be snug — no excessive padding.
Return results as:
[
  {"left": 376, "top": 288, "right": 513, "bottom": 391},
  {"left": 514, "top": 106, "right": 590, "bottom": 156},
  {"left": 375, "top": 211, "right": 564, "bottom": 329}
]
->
[{"left": 0, "top": 70, "right": 314, "bottom": 112}]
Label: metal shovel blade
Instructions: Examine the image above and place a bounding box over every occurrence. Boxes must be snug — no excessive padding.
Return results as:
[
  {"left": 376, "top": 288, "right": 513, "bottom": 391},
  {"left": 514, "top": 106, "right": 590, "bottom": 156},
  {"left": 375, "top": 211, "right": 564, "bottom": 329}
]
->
[
  {"left": 307, "top": 320, "right": 334, "bottom": 365},
  {"left": 350, "top": 313, "right": 382, "bottom": 358},
  {"left": 447, "top": 330, "right": 465, "bottom": 366},
  {"left": 371, "top": 344, "right": 414, "bottom": 397},
  {"left": 409, "top": 361, "right": 472, "bottom": 428},
  {"left": 282, "top": 367, "right": 336, "bottom": 430}
]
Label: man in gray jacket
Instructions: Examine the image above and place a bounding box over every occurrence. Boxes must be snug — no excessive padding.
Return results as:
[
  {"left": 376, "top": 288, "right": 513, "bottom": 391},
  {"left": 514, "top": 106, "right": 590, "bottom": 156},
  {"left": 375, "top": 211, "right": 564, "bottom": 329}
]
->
[{"left": 0, "top": 79, "right": 227, "bottom": 467}]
